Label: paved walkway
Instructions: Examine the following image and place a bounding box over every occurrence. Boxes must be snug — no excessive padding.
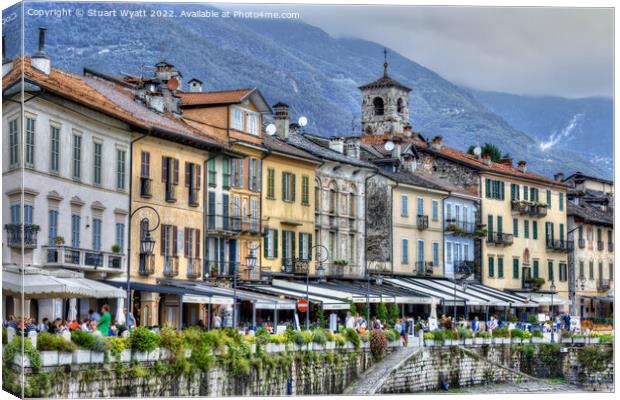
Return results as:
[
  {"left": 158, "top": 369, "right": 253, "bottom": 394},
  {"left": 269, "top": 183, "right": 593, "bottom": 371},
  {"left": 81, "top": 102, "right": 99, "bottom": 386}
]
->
[
  {"left": 343, "top": 345, "right": 421, "bottom": 395},
  {"left": 452, "top": 380, "right": 581, "bottom": 394}
]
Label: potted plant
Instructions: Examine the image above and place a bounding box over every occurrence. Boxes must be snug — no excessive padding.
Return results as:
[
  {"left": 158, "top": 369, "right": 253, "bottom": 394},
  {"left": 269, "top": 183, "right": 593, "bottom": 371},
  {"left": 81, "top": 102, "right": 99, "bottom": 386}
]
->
[
  {"left": 37, "top": 332, "right": 77, "bottom": 367},
  {"left": 71, "top": 330, "right": 96, "bottom": 364},
  {"left": 457, "top": 328, "right": 473, "bottom": 345},
  {"left": 111, "top": 243, "right": 121, "bottom": 253},
  {"left": 588, "top": 332, "right": 601, "bottom": 344},
  {"left": 131, "top": 326, "right": 161, "bottom": 362},
  {"left": 90, "top": 337, "right": 109, "bottom": 363},
  {"left": 210, "top": 263, "right": 218, "bottom": 277},
  {"left": 492, "top": 327, "right": 510, "bottom": 344},
  {"left": 510, "top": 328, "right": 524, "bottom": 344},
  {"left": 54, "top": 236, "right": 65, "bottom": 246},
  {"left": 423, "top": 332, "right": 435, "bottom": 347},
  {"left": 108, "top": 337, "right": 131, "bottom": 363},
  {"left": 561, "top": 331, "right": 573, "bottom": 344},
  {"left": 572, "top": 333, "right": 586, "bottom": 344}
]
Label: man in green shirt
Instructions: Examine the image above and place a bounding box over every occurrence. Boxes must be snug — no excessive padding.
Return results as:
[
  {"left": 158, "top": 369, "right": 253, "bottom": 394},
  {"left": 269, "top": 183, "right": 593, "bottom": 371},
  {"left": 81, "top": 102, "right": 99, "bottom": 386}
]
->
[{"left": 97, "top": 305, "right": 111, "bottom": 336}]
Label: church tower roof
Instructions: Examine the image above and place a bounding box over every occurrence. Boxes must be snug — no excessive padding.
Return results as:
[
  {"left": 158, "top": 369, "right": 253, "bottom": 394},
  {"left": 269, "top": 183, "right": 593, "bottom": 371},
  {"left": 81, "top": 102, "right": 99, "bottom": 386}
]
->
[{"left": 358, "top": 48, "right": 411, "bottom": 92}]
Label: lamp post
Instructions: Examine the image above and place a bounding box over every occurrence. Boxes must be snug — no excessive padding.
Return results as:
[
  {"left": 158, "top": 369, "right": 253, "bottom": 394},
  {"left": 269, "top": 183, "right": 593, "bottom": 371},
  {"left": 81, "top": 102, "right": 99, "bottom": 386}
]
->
[
  {"left": 550, "top": 280, "right": 556, "bottom": 343},
  {"left": 127, "top": 205, "right": 160, "bottom": 323},
  {"left": 302, "top": 244, "right": 328, "bottom": 329},
  {"left": 241, "top": 249, "right": 258, "bottom": 329}
]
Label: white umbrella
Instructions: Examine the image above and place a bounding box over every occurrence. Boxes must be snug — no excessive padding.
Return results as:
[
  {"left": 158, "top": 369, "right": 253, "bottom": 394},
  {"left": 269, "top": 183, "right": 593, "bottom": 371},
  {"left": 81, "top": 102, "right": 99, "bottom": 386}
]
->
[
  {"left": 115, "top": 297, "right": 126, "bottom": 325},
  {"left": 68, "top": 298, "right": 77, "bottom": 321}
]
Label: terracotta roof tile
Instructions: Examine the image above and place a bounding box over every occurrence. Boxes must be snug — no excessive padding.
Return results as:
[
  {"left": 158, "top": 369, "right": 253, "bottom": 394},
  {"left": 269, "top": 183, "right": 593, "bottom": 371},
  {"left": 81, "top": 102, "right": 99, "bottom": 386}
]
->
[{"left": 178, "top": 89, "right": 255, "bottom": 106}]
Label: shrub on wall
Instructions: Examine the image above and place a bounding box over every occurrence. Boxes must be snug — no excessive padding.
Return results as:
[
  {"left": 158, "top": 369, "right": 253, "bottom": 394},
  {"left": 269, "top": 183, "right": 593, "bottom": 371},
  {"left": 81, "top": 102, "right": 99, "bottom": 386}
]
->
[
  {"left": 130, "top": 327, "right": 161, "bottom": 352},
  {"left": 344, "top": 328, "right": 360, "bottom": 349},
  {"left": 37, "top": 333, "right": 77, "bottom": 352}
]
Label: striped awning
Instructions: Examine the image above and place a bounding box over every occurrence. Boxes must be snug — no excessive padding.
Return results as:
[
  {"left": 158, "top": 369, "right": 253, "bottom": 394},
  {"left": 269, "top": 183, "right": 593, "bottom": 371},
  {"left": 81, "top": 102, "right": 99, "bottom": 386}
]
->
[{"left": 241, "top": 284, "right": 351, "bottom": 310}]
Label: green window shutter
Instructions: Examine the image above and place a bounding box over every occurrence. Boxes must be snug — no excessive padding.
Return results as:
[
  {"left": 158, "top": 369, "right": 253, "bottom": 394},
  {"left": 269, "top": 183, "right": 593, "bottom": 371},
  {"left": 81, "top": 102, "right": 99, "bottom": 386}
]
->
[
  {"left": 500, "top": 182, "right": 505, "bottom": 200},
  {"left": 548, "top": 261, "right": 554, "bottom": 281},
  {"left": 513, "top": 259, "right": 519, "bottom": 279},
  {"left": 510, "top": 184, "right": 515, "bottom": 200},
  {"left": 513, "top": 218, "right": 518, "bottom": 237},
  {"left": 497, "top": 216, "right": 503, "bottom": 235},
  {"left": 533, "top": 260, "right": 539, "bottom": 278},
  {"left": 487, "top": 215, "right": 494, "bottom": 242},
  {"left": 485, "top": 179, "right": 491, "bottom": 198},
  {"left": 291, "top": 232, "right": 296, "bottom": 260},
  {"left": 559, "top": 193, "right": 564, "bottom": 210},
  {"left": 282, "top": 172, "right": 286, "bottom": 200},
  {"left": 292, "top": 174, "right": 296, "bottom": 202},
  {"left": 547, "top": 190, "right": 551, "bottom": 206},
  {"left": 273, "top": 229, "right": 279, "bottom": 258},
  {"left": 498, "top": 257, "right": 504, "bottom": 278},
  {"left": 488, "top": 256, "right": 494, "bottom": 277},
  {"left": 523, "top": 186, "right": 529, "bottom": 201},
  {"left": 560, "top": 224, "right": 564, "bottom": 241},
  {"left": 299, "top": 233, "right": 303, "bottom": 258},
  {"left": 264, "top": 229, "right": 269, "bottom": 258},
  {"left": 524, "top": 220, "right": 529, "bottom": 239},
  {"left": 267, "top": 169, "right": 274, "bottom": 198},
  {"left": 532, "top": 221, "right": 538, "bottom": 240},
  {"left": 308, "top": 234, "right": 313, "bottom": 260}
]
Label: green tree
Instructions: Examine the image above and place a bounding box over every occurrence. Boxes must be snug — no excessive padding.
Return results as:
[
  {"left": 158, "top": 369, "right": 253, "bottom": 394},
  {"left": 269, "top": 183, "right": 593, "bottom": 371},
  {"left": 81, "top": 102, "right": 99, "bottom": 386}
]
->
[
  {"left": 467, "top": 143, "right": 510, "bottom": 162},
  {"left": 316, "top": 307, "right": 326, "bottom": 328},
  {"left": 377, "top": 301, "right": 388, "bottom": 324},
  {"left": 389, "top": 303, "right": 400, "bottom": 325},
  {"left": 359, "top": 304, "right": 369, "bottom": 321},
  {"left": 349, "top": 302, "right": 357, "bottom": 315}
]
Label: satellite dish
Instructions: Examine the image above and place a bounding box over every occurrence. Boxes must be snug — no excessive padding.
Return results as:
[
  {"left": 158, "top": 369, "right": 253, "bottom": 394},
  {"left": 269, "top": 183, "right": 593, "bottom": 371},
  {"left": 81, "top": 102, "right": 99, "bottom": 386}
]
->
[
  {"left": 298, "top": 116, "right": 308, "bottom": 127},
  {"left": 473, "top": 146, "right": 482, "bottom": 157},
  {"left": 384, "top": 140, "right": 395, "bottom": 151},
  {"left": 266, "top": 124, "right": 277, "bottom": 136}
]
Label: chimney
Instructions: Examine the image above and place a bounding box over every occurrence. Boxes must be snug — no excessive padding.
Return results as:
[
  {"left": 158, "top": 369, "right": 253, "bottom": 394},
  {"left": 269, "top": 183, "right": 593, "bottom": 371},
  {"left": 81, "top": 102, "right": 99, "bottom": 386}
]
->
[
  {"left": 273, "top": 102, "right": 290, "bottom": 140},
  {"left": 344, "top": 138, "right": 360, "bottom": 159},
  {"left": 188, "top": 78, "right": 203, "bottom": 93},
  {"left": 517, "top": 160, "right": 527, "bottom": 173},
  {"left": 554, "top": 172, "right": 565, "bottom": 182},
  {"left": 31, "top": 27, "right": 50, "bottom": 75},
  {"left": 329, "top": 137, "right": 344, "bottom": 154},
  {"left": 2, "top": 35, "right": 12, "bottom": 77},
  {"left": 499, "top": 157, "right": 513, "bottom": 167},
  {"left": 391, "top": 137, "right": 402, "bottom": 160},
  {"left": 403, "top": 124, "right": 413, "bottom": 138},
  {"left": 431, "top": 135, "right": 443, "bottom": 150},
  {"left": 482, "top": 154, "right": 492, "bottom": 166}
]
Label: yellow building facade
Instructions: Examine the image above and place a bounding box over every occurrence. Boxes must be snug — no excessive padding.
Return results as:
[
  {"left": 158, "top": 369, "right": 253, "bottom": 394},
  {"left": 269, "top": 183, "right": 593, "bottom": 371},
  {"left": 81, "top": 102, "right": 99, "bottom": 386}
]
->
[{"left": 481, "top": 172, "right": 570, "bottom": 305}]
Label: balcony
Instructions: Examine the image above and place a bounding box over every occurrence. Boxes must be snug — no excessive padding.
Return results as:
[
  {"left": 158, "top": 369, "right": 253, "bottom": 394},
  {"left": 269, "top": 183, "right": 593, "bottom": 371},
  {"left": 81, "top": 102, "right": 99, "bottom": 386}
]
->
[
  {"left": 415, "top": 261, "right": 434, "bottom": 276},
  {"left": 205, "top": 260, "right": 239, "bottom": 278},
  {"left": 416, "top": 215, "right": 429, "bottom": 230},
  {"left": 44, "top": 245, "right": 125, "bottom": 273},
  {"left": 510, "top": 200, "right": 547, "bottom": 217},
  {"left": 140, "top": 177, "right": 152, "bottom": 198},
  {"left": 597, "top": 279, "right": 611, "bottom": 292},
  {"left": 454, "top": 260, "right": 475, "bottom": 276},
  {"left": 487, "top": 232, "right": 514, "bottom": 246},
  {"left": 5, "top": 224, "right": 39, "bottom": 249},
  {"left": 206, "top": 215, "right": 242, "bottom": 236},
  {"left": 188, "top": 188, "right": 200, "bottom": 207},
  {"left": 578, "top": 238, "right": 586, "bottom": 249},
  {"left": 165, "top": 184, "right": 177, "bottom": 203},
  {"left": 163, "top": 255, "right": 179, "bottom": 277},
  {"left": 546, "top": 239, "right": 573, "bottom": 252},
  {"left": 240, "top": 218, "right": 261, "bottom": 236},
  {"left": 608, "top": 242, "right": 614, "bottom": 252},
  {"left": 139, "top": 254, "right": 155, "bottom": 276},
  {"left": 282, "top": 258, "right": 310, "bottom": 275},
  {"left": 444, "top": 219, "right": 476, "bottom": 235},
  {"left": 186, "top": 258, "right": 202, "bottom": 278},
  {"left": 597, "top": 241, "right": 604, "bottom": 251}
]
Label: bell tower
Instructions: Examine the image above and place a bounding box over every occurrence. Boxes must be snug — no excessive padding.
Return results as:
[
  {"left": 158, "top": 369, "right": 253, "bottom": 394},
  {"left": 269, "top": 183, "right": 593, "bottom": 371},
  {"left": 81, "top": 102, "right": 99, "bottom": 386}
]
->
[{"left": 359, "top": 49, "right": 411, "bottom": 135}]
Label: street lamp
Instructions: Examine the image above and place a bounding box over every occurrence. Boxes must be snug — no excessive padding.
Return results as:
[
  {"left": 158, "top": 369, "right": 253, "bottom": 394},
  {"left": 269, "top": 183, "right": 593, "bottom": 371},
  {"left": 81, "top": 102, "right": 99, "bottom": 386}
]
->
[
  {"left": 550, "top": 280, "right": 557, "bottom": 343},
  {"left": 140, "top": 231, "right": 156, "bottom": 255}
]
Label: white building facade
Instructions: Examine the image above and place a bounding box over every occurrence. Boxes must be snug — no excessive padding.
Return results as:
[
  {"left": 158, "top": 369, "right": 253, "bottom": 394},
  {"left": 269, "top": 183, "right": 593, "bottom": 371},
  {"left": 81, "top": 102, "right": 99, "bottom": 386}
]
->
[{"left": 443, "top": 194, "right": 479, "bottom": 278}]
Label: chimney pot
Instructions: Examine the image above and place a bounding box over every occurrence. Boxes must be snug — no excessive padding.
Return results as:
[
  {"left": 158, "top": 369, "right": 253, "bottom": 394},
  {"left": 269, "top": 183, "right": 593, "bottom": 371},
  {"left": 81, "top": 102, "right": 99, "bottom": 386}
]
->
[
  {"left": 517, "top": 161, "right": 527, "bottom": 172},
  {"left": 31, "top": 27, "right": 50, "bottom": 75},
  {"left": 431, "top": 135, "right": 443, "bottom": 150},
  {"left": 329, "top": 137, "right": 345, "bottom": 154},
  {"left": 273, "top": 102, "right": 290, "bottom": 140},
  {"left": 499, "top": 158, "right": 513, "bottom": 167},
  {"left": 188, "top": 78, "right": 203, "bottom": 93},
  {"left": 554, "top": 172, "right": 565, "bottom": 182},
  {"left": 482, "top": 154, "right": 492, "bottom": 166}
]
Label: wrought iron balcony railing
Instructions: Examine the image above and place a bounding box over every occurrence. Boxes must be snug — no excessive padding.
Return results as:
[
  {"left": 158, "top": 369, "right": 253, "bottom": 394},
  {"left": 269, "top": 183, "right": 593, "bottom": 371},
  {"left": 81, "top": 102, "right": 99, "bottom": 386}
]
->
[
  {"left": 163, "top": 255, "right": 179, "bottom": 277},
  {"left": 416, "top": 215, "right": 429, "bottom": 230},
  {"left": 189, "top": 188, "right": 200, "bottom": 207},
  {"left": 597, "top": 241, "right": 605, "bottom": 251},
  {"left": 597, "top": 279, "right": 611, "bottom": 292},
  {"left": 165, "top": 184, "right": 177, "bottom": 203},
  {"left": 487, "top": 232, "right": 514, "bottom": 246},
  {"left": 608, "top": 242, "right": 614, "bottom": 252},
  {"left": 510, "top": 200, "right": 547, "bottom": 217},
  {"left": 5, "top": 224, "right": 39, "bottom": 249},
  {"left": 187, "top": 258, "right": 202, "bottom": 278},
  {"left": 444, "top": 219, "right": 476, "bottom": 234},
  {"left": 546, "top": 239, "right": 573, "bottom": 252},
  {"left": 44, "top": 245, "right": 125, "bottom": 273},
  {"left": 578, "top": 238, "right": 586, "bottom": 249},
  {"left": 139, "top": 254, "right": 155, "bottom": 275},
  {"left": 282, "top": 257, "right": 310, "bottom": 275}
]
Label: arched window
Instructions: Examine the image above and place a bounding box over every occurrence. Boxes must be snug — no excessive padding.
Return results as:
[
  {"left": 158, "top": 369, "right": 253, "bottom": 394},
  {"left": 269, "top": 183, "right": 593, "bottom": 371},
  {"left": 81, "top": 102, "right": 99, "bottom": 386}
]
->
[
  {"left": 397, "top": 98, "right": 404, "bottom": 113},
  {"left": 373, "top": 97, "right": 384, "bottom": 116}
]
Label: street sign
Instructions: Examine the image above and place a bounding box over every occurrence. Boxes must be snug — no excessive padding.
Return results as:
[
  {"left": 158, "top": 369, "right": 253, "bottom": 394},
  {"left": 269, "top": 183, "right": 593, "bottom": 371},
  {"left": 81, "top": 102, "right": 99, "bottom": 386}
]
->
[{"left": 297, "top": 299, "right": 309, "bottom": 312}]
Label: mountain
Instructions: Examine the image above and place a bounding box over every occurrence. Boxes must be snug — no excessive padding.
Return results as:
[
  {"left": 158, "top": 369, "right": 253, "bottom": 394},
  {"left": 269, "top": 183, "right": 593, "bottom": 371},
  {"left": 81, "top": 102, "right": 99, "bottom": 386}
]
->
[
  {"left": 466, "top": 89, "right": 613, "bottom": 173},
  {"left": 3, "top": 2, "right": 612, "bottom": 179}
]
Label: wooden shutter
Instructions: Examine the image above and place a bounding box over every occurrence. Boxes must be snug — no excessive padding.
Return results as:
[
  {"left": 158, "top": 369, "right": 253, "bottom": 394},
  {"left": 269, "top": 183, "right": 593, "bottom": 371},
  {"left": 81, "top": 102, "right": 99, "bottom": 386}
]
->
[
  {"left": 264, "top": 229, "right": 269, "bottom": 258},
  {"left": 162, "top": 156, "right": 168, "bottom": 182},
  {"left": 485, "top": 179, "right": 491, "bottom": 198},
  {"left": 249, "top": 158, "right": 254, "bottom": 190},
  {"left": 292, "top": 174, "right": 296, "bottom": 202},
  {"left": 184, "top": 228, "right": 189, "bottom": 257},
  {"left": 257, "top": 160, "right": 262, "bottom": 193},
  {"left": 185, "top": 162, "right": 190, "bottom": 187},
  {"left": 282, "top": 172, "right": 286, "bottom": 200},
  {"left": 281, "top": 231, "right": 286, "bottom": 261},
  {"left": 308, "top": 234, "right": 312, "bottom": 260},
  {"left": 273, "top": 229, "right": 278, "bottom": 258},
  {"left": 291, "top": 232, "right": 296, "bottom": 261},
  {"left": 173, "top": 226, "right": 178, "bottom": 255},
  {"left": 500, "top": 182, "right": 505, "bottom": 200},
  {"left": 160, "top": 225, "right": 166, "bottom": 255},
  {"left": 239, "top": 158, "right": 244, "bottom": 188},
  {"left": 195, "top": 230, "right": 200, "bottom": 260},
  {"left": 299, "top": 233, "right": 303, "bottom": 259},
  {"left": 173, "top": 159, "right": 179, "bottom": 185},
  {"left": 195, "top": 165, "right": 201, "bottom": 189}
]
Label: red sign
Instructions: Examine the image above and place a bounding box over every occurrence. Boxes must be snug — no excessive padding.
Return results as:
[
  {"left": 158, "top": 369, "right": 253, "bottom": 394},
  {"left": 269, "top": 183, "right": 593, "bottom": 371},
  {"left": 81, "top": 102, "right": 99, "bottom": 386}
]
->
[{"left": 297, "top": 299, "right": 309, "bottom": 312}]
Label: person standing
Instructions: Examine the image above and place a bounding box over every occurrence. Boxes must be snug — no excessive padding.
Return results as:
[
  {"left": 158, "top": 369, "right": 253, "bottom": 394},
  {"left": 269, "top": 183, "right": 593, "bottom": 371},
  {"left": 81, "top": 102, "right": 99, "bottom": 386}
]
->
[
  {"left": 96, "top": 305, "right": 111, "bottom": 336},
  {"left": 471, "top": 316, "right": 480, "bottom": 333},
  {"left": 345, "top": 311, "right": 355, "bottom": 329},
  {"left": 38, "top": 318, "right": 49, "bottom": 333}
]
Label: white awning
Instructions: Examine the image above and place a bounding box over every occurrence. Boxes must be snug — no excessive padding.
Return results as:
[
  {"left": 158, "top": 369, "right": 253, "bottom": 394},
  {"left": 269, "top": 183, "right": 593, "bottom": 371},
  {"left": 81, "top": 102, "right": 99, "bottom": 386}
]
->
[
  {"left": 3, "top": 268, "right": 125, "bottom": 299},
  {"left": 272, "top": 279, "right": 394, "bottom": 303},
  {"left": 514, "top": 292, "right": 570, "bottom": 306},
  {"left": 242, "top": 284, "right": 351, "bottom": 310},
  {"left": 183, "top": 295, "right": 234, "bottom": 305}
]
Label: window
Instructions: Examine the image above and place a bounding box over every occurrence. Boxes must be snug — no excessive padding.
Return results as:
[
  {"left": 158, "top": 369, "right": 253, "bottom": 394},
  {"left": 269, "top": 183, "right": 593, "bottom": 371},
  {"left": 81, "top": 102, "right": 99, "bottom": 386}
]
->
[
  {"left": 609, "top": 263, "right": 613, "bottom": 281},
  {"left": 116, "top": 149, "right": 126, "bottom": 190},
  {"left": 48, "top": 209, "right": 58, "bottom": 244},
  {"left": 487, "top": 215, "right": 494, "bottom": 242},
  {"left": 432, "top": 200, "right": 439, "bottom": 221},
  {"left": 92, "top": 218, "right": 102, "bottom": 251},
  {"left": 9, "top": 119, "right": 19, "bottom": 168},
  {"left": 587, "top": 226, "right": 593, "bottom": 241},
  {"left": 93, "top": 142, "right": 102, "bottom": 185},
  {"left": 264, "top": 229, "right": 278, "bottom": 258},
  {"left": 559, "top": 263, "right": 567, "bottom": 282},
  {"left": 267, "top": 168, "right": 275, "bottom": 198},
  {"left": 25, "top": 117, "right": 35, "bottom": 168},
  {"left": 524, "top": 220, "right": 529, "bottom": 239},
  {"left": 545, "top": 222, "right": 554, "bottom": 242},
  {"left": 231, "top": 107, "right": 244, "bottom": 131},
  {"left": 533, "top": 260, "right": 539, "bottom": 278},
  {"left": 281, "top": 230, "right": 295, "bottom": 264},
  {"left": 207, "top": 192, "right": 216, "bottom": 229},
  {"left": 299, "top": 233, "right": 312, "bottom": 260},
  {"left": 116, "top": 223, "right": 125, "bottom": 251},
  {"left": 547, "top": 190, "right": 552, "bottom": 207},
  {"left": 417, "top": 197, "right": 424, "bottom": 216},
  {"left": 513, "top": 218, "right": 519, "bottom": 237},
  {"left": 10, "top": 204, "right": 19, "bottom": 224},
  {"left": 559, "top": 193, "right": 564, "bottom": 211},
  {"left": 349, "top": 190, "right": 356, "bottom": 216},
  {"left": 401, "top": 194, "right": 408, "bottom": 217},
  {"left": 559, "top": 224, "right": 564, "bottom": 242},
  {"left": 302, "top": 176, "right": 310, "bottom": 205},
  {"left": 231, "top": 158, "right": 244, "bottom": 188},
  {"left": 498, "top": 257, "right": 504, "bottom": 278},
  {"left": 485, "top": 179, "right": 505, "bottom": 200},
  {"left": 71, "top": 214, "right": 80, "bottom": 248},
  {"left": 596, "top": 227, "right": 602, "bottom": 242},
  {"left": 513, "top": 258, "right": 519, "bottom": 279},
  {"left": 249, "top": 158, "right": 257, "bottom": 190},
  {"left": 401, "top": 238, "right": 409, "bottom": 264},
  {"left": 208, "top": 159, "right": 216, "bottom": 187},
  {"left": 497, "top": 216, "right": 503, "bottom": 235},
  {"left": 417, "top": 240, "right": 424, "bottom": 262},
  {"left": 282, "top": 172, "right": 295, "bottom": 202},
  {"left": 247, "top": 113, "right": 259, "bottom": 136},
  {"left": 488, "top": 256, "right": 494, "bottom": 277},
  {"left": 50, "top": 125, "right": 60, "bottom": 174},
  {"left": 548, "top": 261, "right": 554, "bottom": 281},
  {"left": 589, "top": 261, "right": 594, "bottom": 280},
  {"left": 608, "top": 230, "right": 613, "bottom": 244},
  {"left": 523, "top": 186, "right": 529, "bottom": 201},
  {"left": 579, "top": 261, "right": 585, "bottom": 279},
  {"left": 510, "top": 183, "right": 520, "bottom": 200},
  {"left": 373, "top": 97, "right": 384, "bottom": 115},
  {"left": 532, "top": 221, "right": 538, "bottom": 240},
  {"left": 530, "top": 187, "right": 539, "bottom": 202},
  {"left": 433, "top": 242, "right": 439, "bottom": 266},
  {"left": 222, "top": 157, "right": 231, "bottom": 188},
  {"left": 446, "top": 242, "right": 452, "bottom": 264},
  {"left": 141, "top": 151, "right": 150, "bottom": 178},
  {"left": 72, "top": 134, "right": 82, "bottom": 179}
]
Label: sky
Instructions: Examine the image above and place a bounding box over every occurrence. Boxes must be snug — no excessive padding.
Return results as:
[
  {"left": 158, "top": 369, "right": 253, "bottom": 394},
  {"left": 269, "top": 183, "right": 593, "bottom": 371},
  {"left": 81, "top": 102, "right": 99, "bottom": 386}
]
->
[{"left": 219, "top": 4, "right": 613, "bottom": 99}]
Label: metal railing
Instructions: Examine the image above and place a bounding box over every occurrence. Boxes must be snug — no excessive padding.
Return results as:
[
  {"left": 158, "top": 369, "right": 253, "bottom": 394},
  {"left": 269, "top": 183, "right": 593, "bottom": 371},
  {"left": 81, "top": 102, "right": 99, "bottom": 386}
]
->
[
  {"left": 597, "top": 279, "right": 611, "bottom": 291},
  {"left": 546, "top": 239, "right": 573, "bottom": 252},
  {"left": 165, "top": 184, "right": 177, "bottom": 203},
  {"left": 416, "top": 215, "right": 429, "bottom": 230},
  {"left": 189, "top": 188, "right": 200, "bottom": 206},
  {"left": 455, "top": 260, "right": 475, "bottom": 276},
  {"left": 597, "top": 241, "right": 605, "bottom": 251},
  {"left": 444, "top": 219, "right": 476, "bottom": 234},
  {"left": 187, "top": 258, "right": 202, "bottom": 278},
  {"left": 44, "top": 245, "right": 125, "bottom": 272},
  {"left": 5, "top": 224, "right": 39, "bottom": 248},
  {"left": 205, "top": 260, "right": 240, "bottom": 278},
  {"left": 414, "top": 261, "right": 434, "bottom": 275},
  {"left": 163, "top": 255, "right": 179, "bottom": 277},
  {"left": 608, "top": 242, "right": 614, "bottom": 252},
  {"left": 140, "top": 177, "right": 152, "bottom": 198},
  {"left": 206, "top": 215, "right": 242, "bottom": 235},
  {"left": 282, "top": 258, "right": 310, "bottom": 274},
  {"left": 510, "top": 200, "right": 547, "bottom": 217},
  {"left": 139, "top": 254, "right": 155, "bottom": 275},
  {"left": 487, "top": 232, "right": 514, "bottom": 245},
  {"left": 578, "top": 238, "right": 586, "bottom": 249}
]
